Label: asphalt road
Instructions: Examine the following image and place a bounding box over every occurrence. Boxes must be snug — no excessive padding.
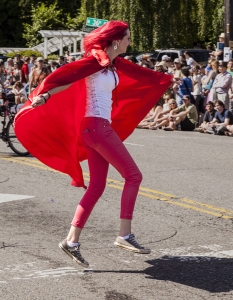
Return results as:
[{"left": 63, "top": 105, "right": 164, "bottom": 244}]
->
[{"left": 0, "top": 128, "right": 233, "bottom": 300}]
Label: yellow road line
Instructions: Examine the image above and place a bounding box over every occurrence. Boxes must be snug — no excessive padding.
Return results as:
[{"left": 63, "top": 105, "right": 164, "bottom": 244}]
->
[
  {"left": 107, "top": 184, "right": 232, "bottom": 219},
  {"left": 0, "top": 155, "right": 232, "bottom": 220}
]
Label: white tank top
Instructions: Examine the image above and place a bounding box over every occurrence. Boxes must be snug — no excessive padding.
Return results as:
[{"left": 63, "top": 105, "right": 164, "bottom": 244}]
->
[{"left": 85, "top": 69, "right": 119, "bottom": 122}]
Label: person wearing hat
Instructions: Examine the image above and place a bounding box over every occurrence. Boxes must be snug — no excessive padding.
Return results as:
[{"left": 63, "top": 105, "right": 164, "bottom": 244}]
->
[
  {"left": 212, "top": 60, "right": 232, "bottom": 109},
  {"left": 210, "top": 33, "right": 225, "bottom": 61}
]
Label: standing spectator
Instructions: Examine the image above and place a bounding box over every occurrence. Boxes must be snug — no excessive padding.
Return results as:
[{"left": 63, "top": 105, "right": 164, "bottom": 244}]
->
[
  {"left": 179, "top": 54, "right": 187, "bottom": 67},
  {"left": 164, "top": 95, "right": 198, "bottom": 131},
  {"left": 12, "top": 62, "right": 22, "bottom": 82},
  {"left": 0, "top": 60, "right": 6, "bottom": 87},
  {"left": 5, "top": 58, "right": 14, "bottom": 76},
  {"left": 210, "top": 33, "right": 225, "bottom": 61},
  {"left": 50, "top": 61, "right": 60, "bottom": 72},
  {"left": 58, "top": 56, "right": 66, "bottom": 67},
  {"left": 177, "top": 67, "right": 193, "bottom": 106},
  {"left": 227, "top": 59, "right": 233, "bottom": 77},
  {"left": 28, "top": 55, "right": 36, "bottom": 75},
  {"left": 212, "top": 61, "right": 232, "bottom": 109},
  {"left": 13, "top": 54, "right": 24, "bottom": 68},
  {"left": 184, "top": 51, "right": 199, "bottom": 68},
  {"left": 191, "top": 66, "right": 202, "bottom": 117},
  {"left": 29, "top": 57, "right": 51, "bottom": 92},
  {"left": 21, "top": 56, "right": 30, "bottom": 84}
]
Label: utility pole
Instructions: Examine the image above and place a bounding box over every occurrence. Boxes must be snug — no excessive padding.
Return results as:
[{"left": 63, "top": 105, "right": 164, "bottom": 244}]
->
[{"left": 224, "top": 0, "right": 233, "bottom": 47}]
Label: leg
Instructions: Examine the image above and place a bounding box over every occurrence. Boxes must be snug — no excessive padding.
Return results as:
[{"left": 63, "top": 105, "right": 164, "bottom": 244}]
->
[{"left": 67, "top": 147, "right": 109, "bottom": 242}]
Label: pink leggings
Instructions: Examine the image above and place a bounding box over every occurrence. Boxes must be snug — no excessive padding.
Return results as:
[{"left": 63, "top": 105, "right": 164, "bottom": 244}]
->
[{"left": 71, "top": 117, "right": 142, "bottom": 229}]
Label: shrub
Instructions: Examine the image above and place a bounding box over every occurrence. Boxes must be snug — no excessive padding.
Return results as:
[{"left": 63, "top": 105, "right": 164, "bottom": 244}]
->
[{"left": 6, "top": 50, "right": 43, "bottom": 58}]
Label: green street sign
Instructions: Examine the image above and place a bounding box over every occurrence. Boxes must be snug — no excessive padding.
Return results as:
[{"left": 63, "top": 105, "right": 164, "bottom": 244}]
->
[{"left": 86, "top": 17, "right": 108, "bottom": 27}]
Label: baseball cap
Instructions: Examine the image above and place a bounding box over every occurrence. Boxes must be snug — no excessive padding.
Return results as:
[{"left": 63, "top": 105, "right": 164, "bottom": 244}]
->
[
  {"left": 162, "top": 55, "right": 170, "bottom": 61},
  {"left": 36, "top": 57, "right": 44, "bottom": 62},
  {"left": 174, "top": 58, "right": 180, "bottom": 63}
]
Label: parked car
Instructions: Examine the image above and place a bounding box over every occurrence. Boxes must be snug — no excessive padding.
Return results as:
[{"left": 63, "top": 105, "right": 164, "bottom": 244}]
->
[
  {"left": 0, "top": 55, "right": 9, "bottom": 63},
  {"left": 136, "top": 50, "right": 161, "bottom": 61},
  {"left": 155, "top": 49, "right": 211, "bottom": 65}
]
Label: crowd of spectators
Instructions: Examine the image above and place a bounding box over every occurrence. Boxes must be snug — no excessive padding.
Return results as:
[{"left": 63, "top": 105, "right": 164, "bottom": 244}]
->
[
  {"left": 0, "top": 52, "right": 84, "bottom": 111},
  {"left": 134, "top": 33, "right": 233, "bottom": 137},
  {"left": 1, "top": 37, "right": 233, "bottom": 137}
]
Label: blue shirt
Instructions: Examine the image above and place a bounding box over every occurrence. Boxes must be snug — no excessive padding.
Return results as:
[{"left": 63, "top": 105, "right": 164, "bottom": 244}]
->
[
  {"left": 178, "top": 77, "right": 192, "bottom": 98},
  {"left": 214, "top": 109, "right": 233, "bottom": 124}
]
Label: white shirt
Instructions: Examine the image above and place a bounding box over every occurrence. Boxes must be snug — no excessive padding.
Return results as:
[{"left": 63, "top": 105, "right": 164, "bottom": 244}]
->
[
  {"left": 85, "top": 69, "right": 119, "bottom": 122},
  {"left": 186, "top": 57, "right": 195, "bottom": 68},
  {"left": 192, "top": 74, "right": 201, "bottom": 95}
]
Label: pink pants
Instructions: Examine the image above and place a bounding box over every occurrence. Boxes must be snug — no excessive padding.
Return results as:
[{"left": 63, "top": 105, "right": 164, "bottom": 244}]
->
[{"left": 71, "top": 117, "right": 142, "bottom": 229}]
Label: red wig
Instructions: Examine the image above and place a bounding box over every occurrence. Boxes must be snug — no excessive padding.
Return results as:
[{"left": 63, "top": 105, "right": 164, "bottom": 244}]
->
[
  {"left": 84, "top": 20, "right": 128, "bottom": 55},
  {"left": 83, "top": 21, "right": 128, "bottom": 67}
]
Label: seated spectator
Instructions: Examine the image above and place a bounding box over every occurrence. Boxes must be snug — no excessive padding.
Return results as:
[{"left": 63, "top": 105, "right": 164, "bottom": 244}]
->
[
  {"left": 164, "top": 95, "right": 198, "bottom": 131},
  {"left": 205, "top": 100, "right": 233, "bottom": 134},
  {"left": 148, "top": 99, "right": 178, "bottom": 130},
  {"left": 4, "top": 75, "right": 14, "bottom": 89},
  {"left": 137, "top": 96, "right": 168, "bottom": 128},
  {"left": 196, "top": 101, "right": 216, "bottom": 132},
  {"left": 212, "top": 61, "right": 232, "bottom": 109},
  {"left": 12, "top": 81, "right": 27, "bottom": 104}
]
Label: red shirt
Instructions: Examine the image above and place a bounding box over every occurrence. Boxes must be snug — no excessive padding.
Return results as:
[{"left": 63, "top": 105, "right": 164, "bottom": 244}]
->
[{"left": 21, "top": 63, "right": 29, "bottom": 83}]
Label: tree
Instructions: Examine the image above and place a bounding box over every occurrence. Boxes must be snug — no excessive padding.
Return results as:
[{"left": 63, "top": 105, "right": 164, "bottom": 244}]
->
[
  {"left": 22, "top": 2, "right": 65, "bottom": 47},
  {"left": 0, "top": 0, "right": 25, "bottom": 47}
]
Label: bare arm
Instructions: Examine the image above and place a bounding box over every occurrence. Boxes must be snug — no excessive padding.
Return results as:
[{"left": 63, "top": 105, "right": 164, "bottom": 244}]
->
[{"left": 31, "top": 84, "right": 72, "bottom": 108}]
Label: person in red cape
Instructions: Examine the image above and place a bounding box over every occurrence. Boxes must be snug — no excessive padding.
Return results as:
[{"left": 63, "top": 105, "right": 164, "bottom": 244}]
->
[{"left": 14, "top": 21, "right": 174, "bottom": 268}]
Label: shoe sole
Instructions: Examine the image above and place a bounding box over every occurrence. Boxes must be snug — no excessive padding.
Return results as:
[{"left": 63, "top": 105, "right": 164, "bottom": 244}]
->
[
  {"left": 114, "top": 241, "right": 151, "bottom": 254},
  {"left": 58, "top": 243, "right": 89, "bottom": 268}
]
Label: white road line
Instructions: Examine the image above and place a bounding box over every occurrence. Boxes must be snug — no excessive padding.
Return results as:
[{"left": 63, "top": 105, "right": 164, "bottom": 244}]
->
[
  {"left": 124, "top": 142, "right": 145, "bottom": 147},
  {"left": 0, "top": 194, "right": 34, "bottom": 204}
]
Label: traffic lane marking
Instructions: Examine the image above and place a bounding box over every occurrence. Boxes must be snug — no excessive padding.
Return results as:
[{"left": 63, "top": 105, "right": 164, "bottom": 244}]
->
[{"left": 0, "top": 155, "right": 232, "bottom": 220}]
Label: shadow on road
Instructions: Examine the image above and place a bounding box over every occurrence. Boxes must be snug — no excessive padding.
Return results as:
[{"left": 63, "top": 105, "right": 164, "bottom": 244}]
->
[{"left": 144, "top": 256, "right": 233, "bottom": 293}]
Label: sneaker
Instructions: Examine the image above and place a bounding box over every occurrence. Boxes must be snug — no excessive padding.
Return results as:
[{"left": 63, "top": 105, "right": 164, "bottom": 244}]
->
[
  {"left": 58, "top": 239, "right": 89, "bottom": 268},
  {"left": 114, "top": 234, "right": 151, "bottom": 254}
]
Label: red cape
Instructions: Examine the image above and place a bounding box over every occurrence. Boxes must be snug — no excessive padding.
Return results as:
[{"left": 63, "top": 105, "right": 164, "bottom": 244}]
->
[{"left": 14, "top": 56, "right": 172, "bottom": 188}]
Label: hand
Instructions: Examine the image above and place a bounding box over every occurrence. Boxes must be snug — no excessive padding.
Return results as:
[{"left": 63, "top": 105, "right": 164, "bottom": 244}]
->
[{"left": 31, "top": 95, "right": 46, "bottom": 108}]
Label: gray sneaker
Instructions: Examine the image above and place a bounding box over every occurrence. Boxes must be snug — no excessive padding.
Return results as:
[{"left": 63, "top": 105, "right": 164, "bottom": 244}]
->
[
  {"left": 58, "top": 240, "right": 89, "bottom": 268},
  {"left": 114, "top": 234, "right": 151, "bottom": 254}
]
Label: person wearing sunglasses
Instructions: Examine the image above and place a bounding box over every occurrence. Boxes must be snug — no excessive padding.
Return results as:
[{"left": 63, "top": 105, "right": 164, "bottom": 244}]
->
[{"left": 164, "top": 95, "right": 198, "bottom": 131}]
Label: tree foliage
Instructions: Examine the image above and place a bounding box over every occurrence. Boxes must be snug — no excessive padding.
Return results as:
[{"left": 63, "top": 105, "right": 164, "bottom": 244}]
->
[
  {"left": 0, "top": 0, "right": 225, "bottom": 50},
  {"left": 23, "top": 2, "right": 66, "bottom": 47}
]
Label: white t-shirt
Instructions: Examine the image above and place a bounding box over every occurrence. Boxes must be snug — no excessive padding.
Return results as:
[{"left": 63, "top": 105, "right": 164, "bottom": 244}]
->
[
  {"left": 192, "top": 74, "right": 201, "bottom": 96},
  {"left": 186, "top": 57, "right": 195, "bottom": 68},
  {"left": 85, "top": 69, "right": 119, "bottom": 122},
  {"left": 12, "top": 88, "right": 27, "bottom": 98}
]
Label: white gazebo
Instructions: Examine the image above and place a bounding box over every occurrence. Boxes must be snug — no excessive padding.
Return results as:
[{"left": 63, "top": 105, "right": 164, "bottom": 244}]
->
[{"left": 38, "top": 30, "right": 86, "bottom": 57}]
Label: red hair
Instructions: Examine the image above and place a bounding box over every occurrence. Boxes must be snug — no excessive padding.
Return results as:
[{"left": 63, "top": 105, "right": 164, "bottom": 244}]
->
[{"left": 83, "top": 20, "right": 128, "bottom": 56}]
